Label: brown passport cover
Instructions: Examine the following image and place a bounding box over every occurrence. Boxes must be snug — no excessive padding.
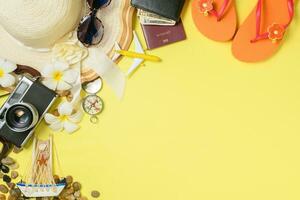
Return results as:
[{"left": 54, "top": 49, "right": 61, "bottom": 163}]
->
[{"left": 141, "top": 21, "right": 186, "bottom": 50}]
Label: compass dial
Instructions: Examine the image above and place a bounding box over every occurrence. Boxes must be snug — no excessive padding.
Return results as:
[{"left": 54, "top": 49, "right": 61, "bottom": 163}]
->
[{"left": 82, "top": 95, "right": 104, "bottom": 115}]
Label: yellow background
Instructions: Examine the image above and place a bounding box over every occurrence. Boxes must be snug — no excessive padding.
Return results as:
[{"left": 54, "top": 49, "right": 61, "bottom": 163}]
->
[{"left": 6, "top": 0, "right": 300, "bottom": 200}]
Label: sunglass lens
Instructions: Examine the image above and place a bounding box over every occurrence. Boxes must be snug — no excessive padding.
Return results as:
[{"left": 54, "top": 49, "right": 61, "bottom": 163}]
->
[
  {"left": 77, "top": 16, "right": 104, "bottom": 46},
  {"left": 87, "top": 0, "right": 112, "bottom": 9}
]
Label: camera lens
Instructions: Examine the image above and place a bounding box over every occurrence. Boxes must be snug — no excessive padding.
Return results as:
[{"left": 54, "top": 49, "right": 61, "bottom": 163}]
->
[
  {"left": 5, "top": 103, "right": 38, "bottom": 132},
  {"left": 8, "top": 106, "right": 32, "bottom": 128}
]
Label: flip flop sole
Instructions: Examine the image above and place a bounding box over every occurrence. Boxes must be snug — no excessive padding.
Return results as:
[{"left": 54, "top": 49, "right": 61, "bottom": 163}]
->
[
  {"left": 191, "top": 0, "right": 237, "bottom": 42},
  {"left": 232, "top": 0, "right": 293, "bottom": 62}
]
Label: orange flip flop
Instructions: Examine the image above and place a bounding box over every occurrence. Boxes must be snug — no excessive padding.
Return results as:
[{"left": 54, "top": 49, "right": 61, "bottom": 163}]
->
[
  {"left": 232, "top": 0, "right": 295, "bottom": 62},
  {"left": 192, "top": 0, "right": 237, "bottom": 42}
]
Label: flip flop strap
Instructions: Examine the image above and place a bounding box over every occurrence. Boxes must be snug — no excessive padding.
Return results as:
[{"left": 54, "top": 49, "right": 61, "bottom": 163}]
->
[
  {"left": 251, "top": 0, "right": 294, "bottom": 43},
  {"left": 210, "top": 0, "right": 231, "bottom": 21}
]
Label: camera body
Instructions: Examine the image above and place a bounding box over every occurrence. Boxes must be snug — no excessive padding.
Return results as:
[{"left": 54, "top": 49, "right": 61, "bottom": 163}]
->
[{"left": 0, "top": 76, "right": 57, "bottom": 147}]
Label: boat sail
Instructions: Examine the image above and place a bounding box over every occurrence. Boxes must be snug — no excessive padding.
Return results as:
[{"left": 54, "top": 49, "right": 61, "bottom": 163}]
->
[{"left": 17, "top": 136, "right": 66, "bottom": 197}]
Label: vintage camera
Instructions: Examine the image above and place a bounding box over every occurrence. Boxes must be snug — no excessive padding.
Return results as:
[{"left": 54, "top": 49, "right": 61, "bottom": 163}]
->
[{"left": 0, "top": 76, "right": 57, "bottom": 147}]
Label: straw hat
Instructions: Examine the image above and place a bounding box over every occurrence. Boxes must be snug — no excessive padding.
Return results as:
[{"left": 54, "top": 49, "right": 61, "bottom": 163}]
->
[
  {"left": 0, "top": 0, "right": 129, "bottom": 98},
  {"left": 0, "top": 0, "right": 85, "bottom": 71}
]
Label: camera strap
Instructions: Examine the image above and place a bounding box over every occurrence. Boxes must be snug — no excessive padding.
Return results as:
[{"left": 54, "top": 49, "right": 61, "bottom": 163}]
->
[
  {"left": 15, "top": 65, "right": 41, "bottom": 78},
  {"left": 0, "top": 138, "right": 12, "bottom": 160}
]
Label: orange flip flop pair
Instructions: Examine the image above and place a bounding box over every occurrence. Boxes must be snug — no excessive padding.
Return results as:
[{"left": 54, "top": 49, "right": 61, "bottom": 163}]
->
[{"left": 192, "top": 0, "right": 295, "bottom": 62}]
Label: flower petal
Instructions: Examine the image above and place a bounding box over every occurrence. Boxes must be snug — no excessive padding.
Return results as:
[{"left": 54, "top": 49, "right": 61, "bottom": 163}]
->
[
  {"left": 49, "top": 121, "right": 63, "bottom": 131},
  {"left": 62, "top": 69, "right": 78, "bottom": 84},
  {"left": 58, "top": 102, "right": 73, "bottom": 116},
  {"left": 53, "top": 61, "right": 69, "bottom": 72},
  {"left": 69, "top": 111, "right": 83, "bottom": 123},
  {"left": 41, "top": 64, "right": 55, "bottom": 78},
  {"left": 44, "top": 113, "right": 59, "bottom": 124},
  {"left": 42, "top": 78, "right": 58, "bottom": 91},
  {"left": 56, "top": 80, "right": 72, "bottom": 91},
  {"left": 0, "top": 74, "right": 15, "bottom": 87},
  {"left": 0, "top": 58, "right": 5, "bottom": 69},
  {"left": 2, "top": 60, "right": 17, "bottom": 73},
  {"left": 63, "top": 121, "right": 79, "bottom": 133}
]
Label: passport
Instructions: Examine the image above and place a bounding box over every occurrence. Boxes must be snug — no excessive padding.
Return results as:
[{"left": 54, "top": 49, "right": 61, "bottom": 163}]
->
[
  {"left": 141, "top": 20, "right": 186, "bottom": 50},
  {"left": 131, "top": 0, "right": 185, "bottom": 22}
]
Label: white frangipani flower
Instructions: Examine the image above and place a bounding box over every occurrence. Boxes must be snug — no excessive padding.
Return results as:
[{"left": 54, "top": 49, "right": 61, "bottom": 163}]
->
[
  {"left": 52, "top": 41, "right": 88, "bottom": 65},
  {"left": 44, "top": 102, "right": 83, "bottom": 133},
  {"left": 0, "top": 58, "right": 17, "bottom": 87},
  {"left": 41, "top": 61, "right": 78, "bottom": 91}
]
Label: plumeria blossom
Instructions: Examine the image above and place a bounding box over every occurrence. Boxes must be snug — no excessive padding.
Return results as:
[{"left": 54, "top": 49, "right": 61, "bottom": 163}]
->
[
  {"left": 0, "top": 58, "right": 17, "bottom": 88},
  {"left": 52, "top": 41, "right": 88, "bottom": 65},
  {"left": 44, "top": 102, "right": 83, "bottom": 133},
  {"left": 41, "top": 61, "right": 78, "bottom": 91}
]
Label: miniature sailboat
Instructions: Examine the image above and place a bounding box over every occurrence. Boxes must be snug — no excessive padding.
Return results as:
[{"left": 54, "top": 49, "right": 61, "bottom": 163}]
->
[{"left": 17, "top": 137, "right": 66, "bottom": 197}]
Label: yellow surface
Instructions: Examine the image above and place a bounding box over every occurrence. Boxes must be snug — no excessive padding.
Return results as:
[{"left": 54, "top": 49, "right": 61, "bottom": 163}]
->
[{"left": 5, "top": 1, "right": 300, "bottom": 200}]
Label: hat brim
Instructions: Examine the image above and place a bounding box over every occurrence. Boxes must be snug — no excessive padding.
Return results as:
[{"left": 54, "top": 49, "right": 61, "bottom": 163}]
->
[{"left": 0, "top": 0, "right": 134, "bottom": 82}]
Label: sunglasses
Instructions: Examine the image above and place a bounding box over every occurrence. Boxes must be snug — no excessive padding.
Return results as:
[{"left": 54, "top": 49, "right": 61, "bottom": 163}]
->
[{"left": 77, "top": 0, "right": 112, "bottom": 47}]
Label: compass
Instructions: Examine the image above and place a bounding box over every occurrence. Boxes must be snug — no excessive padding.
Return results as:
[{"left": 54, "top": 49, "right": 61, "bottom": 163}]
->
[{"left": 82, "top": 95, "right": 104, "bottom": 123}]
